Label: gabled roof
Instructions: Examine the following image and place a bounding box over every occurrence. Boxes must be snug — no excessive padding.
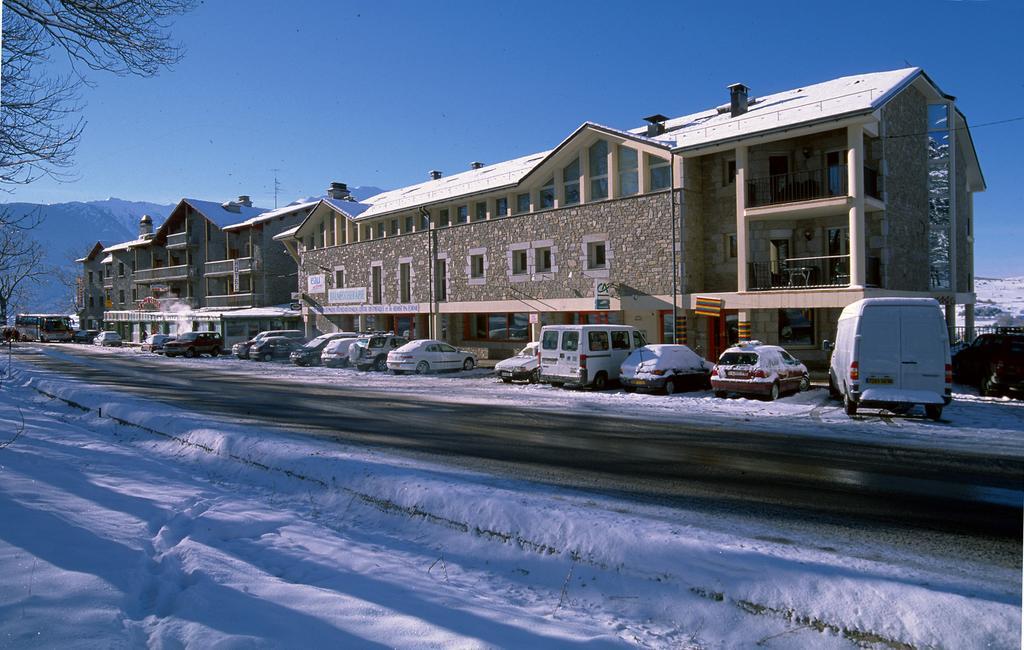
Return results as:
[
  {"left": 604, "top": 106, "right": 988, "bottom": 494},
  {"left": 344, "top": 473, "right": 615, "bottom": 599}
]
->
[
  {"left": 222, "top": 198, "right": 320, "bottom": 231},
  {"left": 644, "top": 68, "right": 923, "bottom": 152},
  {"left": 276, "top": 196, "right": 375, "bottom": 242},
  {"left": 76, "top": 241, "right": 105, "bottom": 263},
  {"left": 102, "top": 236, "right": 154, "bottom": 253},
  {"left": 180, "top": 198, "right": 268, "bottom": 229}
]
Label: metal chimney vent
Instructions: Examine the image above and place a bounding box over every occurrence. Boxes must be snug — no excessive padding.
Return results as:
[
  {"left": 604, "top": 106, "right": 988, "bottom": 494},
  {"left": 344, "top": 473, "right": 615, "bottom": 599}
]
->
[
  {"left": 429, "top": 170, "right": 443, "bottom": 180},
  {"left": 470, "top": 161, "right": 484, "bottom": 170},
  {"left": 237, "top": 195, "right": 252, "bottom": 207},
  {"left": 643, "top": 114, "right": 669, "bottom": 136},
  {"left": 139, "top": 214, "right": 153, "bottom": 237},
  {"left": 327, "top": 182, "right": 350, "bottom": 200},
  {"left": 728, "top": 83, "right": 749, "bottom": 117}
]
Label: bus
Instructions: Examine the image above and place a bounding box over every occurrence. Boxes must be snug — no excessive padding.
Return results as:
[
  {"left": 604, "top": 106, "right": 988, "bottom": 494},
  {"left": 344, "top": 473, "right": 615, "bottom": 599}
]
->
[{"left": 14, "top": 314, "right": 74, "bottom": 342}]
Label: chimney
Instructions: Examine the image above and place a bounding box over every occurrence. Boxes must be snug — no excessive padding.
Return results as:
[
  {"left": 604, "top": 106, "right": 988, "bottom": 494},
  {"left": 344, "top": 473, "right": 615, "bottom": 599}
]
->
[
  {"left": 236, "top": 195, "right": 252, "bottom": 207},
  {"left": 643, "top": 114, "right": 669, "bottom": 136},
  {"left": 470, "top": 161, "right": 484, "bottom": 170},
  {"left": 728, "top": 83, "right": 749, "bottom": 117},
  {"left": 139, "top": 214, "right": 153, "bottom": 237},
  {"left": 327, "top": 182, "right": 350, "bottom": 200},
  {"left": 221, "top": 200, "right": 240, "bottom": 213},
  {"left": 429, "top": 170, "right": 443, "bottom": 180}
]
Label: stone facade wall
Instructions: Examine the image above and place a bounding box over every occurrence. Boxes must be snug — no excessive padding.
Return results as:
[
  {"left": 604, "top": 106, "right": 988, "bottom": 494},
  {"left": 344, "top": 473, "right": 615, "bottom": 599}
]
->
[
  {"left": 680, "top": 158, "right": 705, "bottom": 295},
  {"left": 698, "top": 151, "right": 738, "bottom": 292},
  {"left": 880, "top": 85, "right": 929, "bottom": 292},
  {"left": 80, "top": 257, "right": 105, "bottom": 327}
]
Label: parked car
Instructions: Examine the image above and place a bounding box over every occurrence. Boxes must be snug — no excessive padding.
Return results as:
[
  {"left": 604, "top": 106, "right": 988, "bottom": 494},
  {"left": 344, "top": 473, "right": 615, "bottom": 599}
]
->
[
  {"left": 290, "top": 332, "right": 350, "bottom": 366},
  {"left": 93, "top": 331, "right": 122, "bottom": 347},
  {"left": 163, "top": 331, "right": 224, "bottom": 358},
  {"left": 141, "top": 333, "right": 176, "bottom": 354},
  {"left": 538, "top": 324, "right": 646, "bottom": 390},
  {"left": 320, "top": 337, "right": 362, "bottom": 368},
  {"left": 73, "top": 329, "right": 99, "bottom": 344},
  {"left": 620, "top": 344, "right": 712, "bottom": 395},
  {"left": 232, "top": 330, "right": 305, "bottom": 359},
  {"left": 495, "top": 342, "right": 540, "bottom": 383},
  {"left": 250, "top": 336, "right": 304, "bottom": 362},
  {"left": 711, "top": 341, "right": 809, "bottom": 401},
  {"left": 825, "top": 298, "right": 951, "bottom": 419},
  {"left": 351, "top": 334, "right": 409, "bottom": 371},
  {"left": 386, "top": 339, "right": 477, "bottom": 374},
  {"left": 952, "top": 332, "right": 1024, "bottom": 397}
]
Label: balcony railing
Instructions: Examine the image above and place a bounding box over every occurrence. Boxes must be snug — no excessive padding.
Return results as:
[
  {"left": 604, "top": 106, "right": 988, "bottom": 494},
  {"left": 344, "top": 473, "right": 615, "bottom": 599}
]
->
[
  {"left": 204, "top": 257, "right": 253, "bottom": 276},
  {"left": 205, "top": 293, "right": 254, "bottom": 308},
  {"left": 166, "top": 232, "right": 189, "bottom": 248},
  {"left": 102, "top": 276, "right": 113, "bottom": 289},
  {"left": 133, "top": 264, "right": 189, "bottom": 282},
  {"left": 747, "top": 255, "right": 880, "bottom": 291},
  {"left": 746, "top": 165, "right": 881, "bottom": 208}
]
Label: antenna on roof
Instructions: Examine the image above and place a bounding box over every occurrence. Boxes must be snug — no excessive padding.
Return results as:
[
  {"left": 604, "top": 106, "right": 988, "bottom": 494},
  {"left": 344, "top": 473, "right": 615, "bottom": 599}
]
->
[{"left": 270, "top": 168, "right": 282, "bottom": 209}]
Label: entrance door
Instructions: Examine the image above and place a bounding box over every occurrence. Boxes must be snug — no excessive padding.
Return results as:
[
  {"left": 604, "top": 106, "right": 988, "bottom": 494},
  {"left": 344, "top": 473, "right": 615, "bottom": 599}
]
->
[{"left": 707, "top": 310, "right": 739, "bottom": 361}]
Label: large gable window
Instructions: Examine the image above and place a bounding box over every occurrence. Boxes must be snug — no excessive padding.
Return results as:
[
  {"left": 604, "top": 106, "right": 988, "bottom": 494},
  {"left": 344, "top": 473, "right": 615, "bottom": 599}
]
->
[
  {"left": 648, "top": 154, "right": 671, "bottom": 191},
  {"left": 563, "top": 157, "right": 580, "bottom": 206},
  {"left": 539, "top": 178, "right": 555, "bottom": 210},
  {"left": 589, "top": 140, "right": 608, "bottom": 200},
  {"left": 618, "top": 146, "right": 639, "bottom": 196}
]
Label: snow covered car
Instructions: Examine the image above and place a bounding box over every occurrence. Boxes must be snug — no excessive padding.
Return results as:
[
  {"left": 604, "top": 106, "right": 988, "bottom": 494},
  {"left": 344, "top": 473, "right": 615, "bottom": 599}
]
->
[
  {"left": 619, "top": 344, "right": 711, "bottom": 395},
  {"left": 711, "top": 342, "right": 810, "bottom": 400},
  {"left": 386, "top": 339, "right": 477, "bottom": 374},
  {"left": 494, "top": 342, "right": 540, "bottom": 383},
  {"left": 93, "top": 331, "right": 122, "bottom": 347},
  {"left": 351, "top": 334, "right": 409, "bottom": 371},
  {"left": 320, "top": 337, "right": 362, "bottom": 368},
  {"left": 141, "top": 334, "right": 175, "bottom": 354},
  {"left": 232, "top": 329, "right": 304, "bottom": 359},
  {"left": 289, "top": 332, "right": 351, "bottom": 366}
]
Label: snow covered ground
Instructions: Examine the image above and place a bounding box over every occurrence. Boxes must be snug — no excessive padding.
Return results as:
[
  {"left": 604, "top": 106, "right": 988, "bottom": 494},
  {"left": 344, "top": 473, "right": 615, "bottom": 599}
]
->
[
  {"left": 0, "top": 352, "right": 1021, "bottom": 648},
  {"left": 962, "top": 276, "right": 1024, "bottom": 326}
]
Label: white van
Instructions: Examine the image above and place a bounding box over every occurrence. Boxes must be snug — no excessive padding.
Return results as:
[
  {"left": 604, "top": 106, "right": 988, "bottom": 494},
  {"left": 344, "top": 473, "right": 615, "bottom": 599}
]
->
[
  {"left": 539, "top": 324, "right": 646, "bottom": 389},
  {"left": 825, "top": 298, "right": 951, "bottom": 420}
]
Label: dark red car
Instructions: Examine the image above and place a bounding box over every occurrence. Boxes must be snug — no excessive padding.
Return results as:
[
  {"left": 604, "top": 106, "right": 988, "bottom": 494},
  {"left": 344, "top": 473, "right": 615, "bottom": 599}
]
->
[
  {"left": 952, "top": 332, "right": 1024, "bottom": 397},
  {"left": 163, "top": 332, "right": 224, "bottom": 358}
]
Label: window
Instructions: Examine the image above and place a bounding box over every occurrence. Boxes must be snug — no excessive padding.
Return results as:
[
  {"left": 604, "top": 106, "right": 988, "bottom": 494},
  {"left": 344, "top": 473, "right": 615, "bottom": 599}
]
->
[
  {"left": 118, "top": 289, "right": 125, "bottom": 304},
  {"left": 89, "top": 296, "right": 94, "bottom": 307},
  {"left": 470, "top": 254, "right": 485, "bottom": 279},
  {"left": 387, "top": 219, "right": 396, "bottom": 235},
  {"left": 561, "top": 331, "right": 579, "bottom": 352},
  {"left": 539, "top": 178, "right": 555, "bottom": 209},
  {"left": 371, "top": 265, "right": 382, "bottom": 304},
  {"left": 438, "top": 208, "right": 450, "bottom": 228},
  {"left": 723, "top": 159, "right": 736, "bottom": 186},
  {"left": 326, "top": 217, "right": 335, "bottom": 246},
  {"left": 474, "top": 202, "right": 487, "bottom": 222},
  {"left": 632, "top": 331, "right": 647, "bottom": 348},
  {"left": 587, "top": 241, "right": 607, "bottom": 269},
  {"left": 399, "top": 262, "right": 411, "bottom": 302},
  {"left": 404, "top": 215, "right": 414, "bottom": 233},
  {"left": 512, "top": 249, "right": 528, "bottom": 275},
  {"left": 516, "top": 193, "right": 531, "bottom": 214},
  {"left": 618, "top": 146, "right": 639, "bottom": 196},
  {"left": 88, "top": 271, "right": 94, "bottom": 284},
  {"left": 495, "top": 197, "right": 508, "bottom": 218},
  {"left": 589, "top": 140, "right": 608, "bottom": 200},
  {"left": 457, "top": 205, "right": 469, "bottom": 224},
  {"left": 611, "top": 330, "right": 630, "bottom": 350},
  {"left": 334, "top": 268, "right": 344, "bottom": 288},
  {"left": 563, "top": 157, "right": 580, "bottom": 205},
  {"left": 131, "top": 260, "right": 136, "bottom": 273},
  {"left": 542, "top": 330, "right": 559, "bottom": 350},
  {"left": 535, "top": 246, "right": 552, "bottom": 273},
  {"left": 649, "top": 155, "right": 671, "bottom": 191},
  {"left": 434, "top": 258, "right": 447, "bottom": 301},
  {"left": 376, "top": 222, "right": 385, "bottom": 238},
  {"left": 105, "top": 265, "right": 111, "bottom": 278},
  {"left": 131, "top": 287, "right": 137, "bottom": 302},
  {"left": 363, "top": 225, "right": 372, "bottom": 240},
  {"left": 118, "top": 262, "right": 125, "bottom": 277},
  {"left": 726, "top": 233, "right": 737, "bottom": 259},
  {"left": 588, "top": 331, "right": 609, "bottom": 351},
  {"left": 779, "top": 308, "right": 814, "bottom": 347}
]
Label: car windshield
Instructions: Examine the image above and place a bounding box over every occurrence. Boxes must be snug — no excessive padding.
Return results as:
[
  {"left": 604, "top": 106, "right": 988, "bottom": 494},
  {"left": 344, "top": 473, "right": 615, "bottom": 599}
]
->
[
  {"left": 718, "top": 352, "right": 758, "bottom": 366},
  {"left": 367, "top": 336, "right": 389, "bottom": 348},
  {"left": 517, "top": 345, "right": 535, "bottom": 356},
  {"left": 178, "top": 333, "right": 199, "bottom": 341},
  {"left": 304, "top": 339, "right": 329, "bottom": 351}
]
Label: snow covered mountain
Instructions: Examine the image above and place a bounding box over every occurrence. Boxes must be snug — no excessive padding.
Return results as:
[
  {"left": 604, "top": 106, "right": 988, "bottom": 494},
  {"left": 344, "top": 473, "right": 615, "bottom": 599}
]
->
[{"left": 969, "top": 277, "right": 1024, "bottom": 326}]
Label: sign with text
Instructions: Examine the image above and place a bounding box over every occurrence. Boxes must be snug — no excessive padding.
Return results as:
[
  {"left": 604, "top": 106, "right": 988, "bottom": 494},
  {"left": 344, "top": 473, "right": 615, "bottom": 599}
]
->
[
  {"left": 313, "top": 303, "right": 420, "bottom": 315},
  {"left": 328, "top": 287, "right": 367, "bottom": 304},
  {"left": 306, "top": 274, "right": 325, "bottom": 294},
  {"left": 594, "top": 280, "right": 613, "bottom": 311}
]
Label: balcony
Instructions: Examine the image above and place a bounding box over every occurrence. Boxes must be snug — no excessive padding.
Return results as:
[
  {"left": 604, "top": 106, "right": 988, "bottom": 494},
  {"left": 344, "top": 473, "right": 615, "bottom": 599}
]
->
[
  {"left": 205, "top": 293, "right": 254, "bottom": 309},
  {"left": 746, "top": 165, "right": 881, "bottom": 208},
  {"left": 204, "top": 257, "right": 253, "bottom": 277},
  {"left": 102, "top": 276, "right": 113, "bottom": 289},
  {"left": 166, "top": 232, "right": 189, "bottom": 249},
  {"left": 747, "top": 255, "right": 880, "bottom": 291},
  {"left": 134, "top": 264, "right": 190, "bottom": 283}
]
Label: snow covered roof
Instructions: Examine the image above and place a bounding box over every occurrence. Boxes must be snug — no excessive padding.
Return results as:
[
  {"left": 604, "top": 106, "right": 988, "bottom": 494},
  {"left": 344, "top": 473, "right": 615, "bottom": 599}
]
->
[
  {"left": 100, "top": 254, "right": 113, "bottom": 264},
  {"left": 214, "top": 305, "right": 301, "bottom": 319},
  {"left": 221, "top": 199, "right": 320, "bottom": 232},
  {"left": 273, "top": 225, "right": 301, "bottom": 241},
  {"left": 643, "top": 68, "right": 925, "bottom": 152},
  {"left": 76, "top": 241, "right": 105, "bottom": 263},
  {"left": 354, "top": 150, "right": 551, "bottom": 220},
  {"left": 102, "top": 237, "right": 153, "bottom": 253},
  {"left": 181, "top": 198, "right": 268, "bottom": 229}
]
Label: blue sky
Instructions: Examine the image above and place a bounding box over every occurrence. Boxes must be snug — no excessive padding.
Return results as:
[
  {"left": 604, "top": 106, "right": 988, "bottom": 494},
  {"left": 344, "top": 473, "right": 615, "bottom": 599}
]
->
[{"left": 10, "top": 0, "right": 1023, "bottom": 277}]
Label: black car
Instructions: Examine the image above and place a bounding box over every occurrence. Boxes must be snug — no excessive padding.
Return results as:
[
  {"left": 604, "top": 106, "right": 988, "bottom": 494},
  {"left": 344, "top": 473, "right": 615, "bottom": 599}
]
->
[
  {"left": 251, "top": 336, "right": 303, "bottom": 362},
  {"left": 289, "top": 335, "right": 342, "bottom": 366},
  {"left": 73, "top": 329, "right": 99, "bottom": 344},
  {"left": 953, "top": 332, "right": 1024, "bottom": 397}
]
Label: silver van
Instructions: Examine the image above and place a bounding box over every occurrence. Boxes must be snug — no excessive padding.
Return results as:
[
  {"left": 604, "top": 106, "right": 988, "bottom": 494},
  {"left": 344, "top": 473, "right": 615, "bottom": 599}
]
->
[{"left": 539, "top": 324, "right": 646, "bottom": 389}]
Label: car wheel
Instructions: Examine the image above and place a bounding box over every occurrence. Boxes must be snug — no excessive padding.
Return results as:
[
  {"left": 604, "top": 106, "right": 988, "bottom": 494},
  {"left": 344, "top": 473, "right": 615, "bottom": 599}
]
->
[
  {"left": 664, "top": 379, "right": 677, "bottom": 396},
  {"left": 713, "top": 390, "right": 727, "bottom": 399},
  {"left": 767, "top": 381, "right": 780, "bottom": 401},
  {"left": 528, "top": 369, "right": 539, "bottom": 384},
  {"left": 262, "top": 352, "right": 272, "bottom": 362},
  {"left": 591, "top": 372, "right": 608, "bottom": 391},
  {"left": 416, "top": 360, "right": 430, "bottom": 375},
  {"left": 622, "top": 385, "right": 636, "bottom": 394},
  {"left": 828, "top": 372, "right": 840, "bottom": 399},
  {"left": 981, "top": 375, "right": 1000, "bottom": 397},
  {"left": 843, "top": 392, "right": 857, "bottom": 417},
  {"left": 799, "top": 374, "right": 810, "bottom": 392},
  {"left": 550, "top": 382, "right": 564, "bottom": 388},
  {"left": 210, "top": 346, "right": 220, "bottom": 358},
  {"left": 373, "top": 356, "right": 387, "bottom": 372},
  {"left": 925, "top": 404, "right": 943, "bottom": 421},
  {"left": 184, "top": 347, "right": 196, "bottom": 358},
  {"left": 462, "top": 358, "right": 475, "bottom": 371}
]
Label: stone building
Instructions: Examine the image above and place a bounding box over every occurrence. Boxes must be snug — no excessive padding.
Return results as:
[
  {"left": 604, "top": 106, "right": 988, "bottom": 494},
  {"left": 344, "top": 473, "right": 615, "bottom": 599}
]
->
[
  {"left": 276, "top": 67, "right": 984, "bottom": 364},
  {"left": 75, "top": 241, "right": 106, "bottom": 330}
]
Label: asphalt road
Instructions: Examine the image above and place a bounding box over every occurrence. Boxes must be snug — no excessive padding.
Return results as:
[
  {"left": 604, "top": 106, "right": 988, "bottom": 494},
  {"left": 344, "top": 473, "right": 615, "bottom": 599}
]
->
[{"left": 12, "top": 343, "right": 1024, "bottom": 544}]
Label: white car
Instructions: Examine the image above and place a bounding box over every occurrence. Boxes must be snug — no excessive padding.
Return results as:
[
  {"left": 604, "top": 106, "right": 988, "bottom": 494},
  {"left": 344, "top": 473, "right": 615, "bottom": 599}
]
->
[
  {"left": 711, "top": 341, "right": 809, "bottom": 400},
  {"left": 619, "top": 344, "right": 712, "bottom": 395},
  {"left": 495, "top": 342, "right": 540, "bottom": 383},
  {"left": 93, "top": 331, "right": 122, "bottom": 347},
  {"left": 386, "top": 339, "right": 477, "bottom": 374},
  {"left": 320, "top": 337, "right": 361, "bottom": 367}
]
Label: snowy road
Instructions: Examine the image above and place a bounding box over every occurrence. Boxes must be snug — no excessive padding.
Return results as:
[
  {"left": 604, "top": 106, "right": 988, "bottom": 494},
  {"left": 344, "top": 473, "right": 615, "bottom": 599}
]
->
[{"left": 13, "top": 343, "right": 1024, "bottom": 539}]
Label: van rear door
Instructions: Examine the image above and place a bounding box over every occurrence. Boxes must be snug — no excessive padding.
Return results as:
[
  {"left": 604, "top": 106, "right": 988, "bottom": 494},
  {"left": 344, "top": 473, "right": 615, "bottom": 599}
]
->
[
  {"left": 898, "top": 305, "right": 947, "bottom": 394},
  {"left": 555, "top": 330, "right": 581, "bottom": 377},
  {"left": 857, "top": 306, "right": 901, "bottom": 388}
]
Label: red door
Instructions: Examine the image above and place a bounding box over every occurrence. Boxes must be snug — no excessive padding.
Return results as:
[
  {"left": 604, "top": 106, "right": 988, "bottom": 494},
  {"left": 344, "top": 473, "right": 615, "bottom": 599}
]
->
[{"left": 707, "top": 311, "right": 739, "bottom": 361}]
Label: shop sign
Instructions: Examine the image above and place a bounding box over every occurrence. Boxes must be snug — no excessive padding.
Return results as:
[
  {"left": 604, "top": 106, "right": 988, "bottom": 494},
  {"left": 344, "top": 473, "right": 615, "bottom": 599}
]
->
[
  {"left": 328, "top": 287, "right": 367, "bottom": 304},
  {"left": 594, "top": 280, "right": 613, "bottom": 310},
  {"left": 313, "top": 303, "right": 420, "bottom": 315},
  {"left": 307, "top": 274, "right": 325, "bottom": 294}
]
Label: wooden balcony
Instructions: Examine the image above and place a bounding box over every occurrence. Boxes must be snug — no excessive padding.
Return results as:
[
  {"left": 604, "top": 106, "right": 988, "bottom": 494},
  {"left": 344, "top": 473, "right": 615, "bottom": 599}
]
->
[
  {"left": 204, "top": 257, "right": 253, "bottom": 277},
  {"left": 133, "top": 264, "right": 190, "bottom": 283},
  {"left": 205, "top": 293, "right": 254, "bottom": 308},
  {"left": 166, "top": 232, "right": 189, "bottom": 249}
]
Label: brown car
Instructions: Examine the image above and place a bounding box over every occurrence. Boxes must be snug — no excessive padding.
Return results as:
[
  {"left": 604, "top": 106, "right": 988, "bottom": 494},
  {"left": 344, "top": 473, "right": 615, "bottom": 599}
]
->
[{"left": 162, "top": 331, "right": 223, "bottom": 358}]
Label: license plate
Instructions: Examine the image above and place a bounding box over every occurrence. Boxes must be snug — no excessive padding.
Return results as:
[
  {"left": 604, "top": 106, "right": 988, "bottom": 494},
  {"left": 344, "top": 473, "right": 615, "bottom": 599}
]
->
[
  {"left": 728, "top": 371, "right": 747, "bottom": 379},
  {"left": 866, "top": 376, "right": 893, "bottom": 385},
  {"left": 500, "top": 371, "right": 511, "bottom": 377}
]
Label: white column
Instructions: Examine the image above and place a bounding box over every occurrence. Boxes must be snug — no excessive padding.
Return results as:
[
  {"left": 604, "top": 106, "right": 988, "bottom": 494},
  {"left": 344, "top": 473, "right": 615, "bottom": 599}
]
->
[
  {"left": 580, "top": 145, "right": 591, "bottom": 204},
  {"left": 735, "top": 145, "right": 749, "bottom": 292},
  {"left": 608, "top": 144, "right": 618, "bottom": 198},
  {"left": 847, "top": 125, "right": 866, "bottom": 287}
]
